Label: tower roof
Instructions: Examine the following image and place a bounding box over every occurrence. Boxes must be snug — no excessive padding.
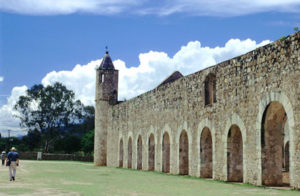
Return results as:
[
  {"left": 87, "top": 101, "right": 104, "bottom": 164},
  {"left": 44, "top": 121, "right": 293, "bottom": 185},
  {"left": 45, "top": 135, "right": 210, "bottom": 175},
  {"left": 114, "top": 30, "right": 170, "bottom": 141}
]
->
[{"left": 98, "top": 50, "right": 115, "bottom": 70}]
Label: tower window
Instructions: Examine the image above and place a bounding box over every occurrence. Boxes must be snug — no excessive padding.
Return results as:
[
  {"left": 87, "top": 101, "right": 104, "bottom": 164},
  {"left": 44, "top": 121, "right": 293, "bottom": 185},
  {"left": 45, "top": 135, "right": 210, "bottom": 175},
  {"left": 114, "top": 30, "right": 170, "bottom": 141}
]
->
[
  {"left": 204, "top": 73, "right": 216, "bottom": 106},
  {"left": 100, "top": 73, "right": 104, "bottom": 83}
]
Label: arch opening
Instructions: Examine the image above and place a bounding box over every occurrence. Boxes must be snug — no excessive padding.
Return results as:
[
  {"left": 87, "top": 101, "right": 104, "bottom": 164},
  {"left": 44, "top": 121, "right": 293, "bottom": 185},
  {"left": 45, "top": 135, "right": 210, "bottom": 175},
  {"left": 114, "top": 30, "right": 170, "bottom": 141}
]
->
[
  {"left": 137, "top": 135, "right": 142, "bottom": 170},
  {"left": 162, "top": 132, "right": 170, "bottom": 173},
  {"left": 227, "top": 125, "right": 243, "bottom": 182},
  {"left": 128, "top": 137, "right": 132, "bottom": 169},
  {"left": 261, "top": 101, "right": 288, "bottom": 186},
  {"left": 119, "top": 139, "right": 123, "bottom": 168},
  {"left": 284, "top": 141, "right": 290, "bottom": 172},
  {"left": 148, "top": 134, "right": 155, "bottom": 171},
  {"left": 204, "top": 73, "right": 216, "bottom": 106},
  {"left": 200, "top": 127, "right": 212, "bottom": 178},
  {"left": 179, "top": 130, "right": 189, "bottom": 175},
  {"left": 283, "top": 141, "right": 290, "bottom": 185}
]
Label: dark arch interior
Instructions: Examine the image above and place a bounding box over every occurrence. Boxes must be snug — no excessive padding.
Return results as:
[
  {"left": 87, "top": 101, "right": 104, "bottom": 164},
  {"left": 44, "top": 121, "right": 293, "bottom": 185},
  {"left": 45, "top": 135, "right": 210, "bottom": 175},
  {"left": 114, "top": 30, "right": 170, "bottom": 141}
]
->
[
  {"left": 162, "top": 132, "right": 170, "bottom": 173},
  {"left": 200, "top": 127, "right": 212, "bottom": 178},
  {"left": 137, "top": 135, "right": 143, "bottom": 170},
  {"left": 261, "top": 101, "right": 287, "bottom": 186},
  {"left": 227, "top": 125, "right": 243, "bottom": 182},
  {"left": 128, "top": 138, "right": 132, "bottom": 169},
  {"left": 283, "top": 141, "right": 290, "bottom": 185},
  {"left": 179, "top": 130, "right": 189, "bottom": 175},
  {"left": 119, "top": 139, "right": 123, "bottom": 168},
  {"left": 204, "top": 73, "right": 216, "bottom": 106},
  {"left": 284, "top": 141, "right": 290, "bottom": 172},
  {"left": 148, "top": 134, "right": 155, "bottom": 171}
]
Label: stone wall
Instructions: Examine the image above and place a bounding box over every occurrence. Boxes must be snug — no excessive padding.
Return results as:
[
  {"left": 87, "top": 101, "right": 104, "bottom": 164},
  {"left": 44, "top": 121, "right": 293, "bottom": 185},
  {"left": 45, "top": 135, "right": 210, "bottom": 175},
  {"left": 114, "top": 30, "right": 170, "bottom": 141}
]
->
[
  {"left": 101, "top": 32, "right": 300, "bottom": 188},
  {"left": 19, "top": 152, "right": 93, "bottom": 162}
]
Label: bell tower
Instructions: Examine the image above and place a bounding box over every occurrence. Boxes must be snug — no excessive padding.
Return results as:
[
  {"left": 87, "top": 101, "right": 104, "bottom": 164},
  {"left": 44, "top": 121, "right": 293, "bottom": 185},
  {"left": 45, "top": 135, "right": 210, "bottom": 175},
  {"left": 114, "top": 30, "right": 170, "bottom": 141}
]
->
[{"left": 94, "top": 48, "right": 118, "bottom": 166}]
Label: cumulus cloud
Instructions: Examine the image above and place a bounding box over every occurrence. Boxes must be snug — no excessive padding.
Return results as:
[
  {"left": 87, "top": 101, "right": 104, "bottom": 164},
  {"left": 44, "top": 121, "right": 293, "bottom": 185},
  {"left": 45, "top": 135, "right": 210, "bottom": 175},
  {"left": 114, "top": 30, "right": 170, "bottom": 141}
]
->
[
  {"left": 0, "top": 37, "right": 270, "bottom": 136},
  {"left": 42, "top": 60, "right": 100, "bottom": 106},
  {"left": 0, "top": 76, "right": 4, "bottom": 82},
  {"left": 41, "top": 38, "right": 270, "bottom": 101},
  {"left": 0, "top": 86, "right": 28, "bottom": 137},
  {"left": 0, "top": 0, "right": 300, "bottom": 16}
]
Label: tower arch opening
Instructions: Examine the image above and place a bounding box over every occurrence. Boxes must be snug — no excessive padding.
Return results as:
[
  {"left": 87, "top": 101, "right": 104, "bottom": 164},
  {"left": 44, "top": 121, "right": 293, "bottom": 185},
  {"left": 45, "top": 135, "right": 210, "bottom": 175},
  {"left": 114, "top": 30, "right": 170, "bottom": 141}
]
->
[{"left": 179, "top": 130, "right": 189, "bottom": 175}]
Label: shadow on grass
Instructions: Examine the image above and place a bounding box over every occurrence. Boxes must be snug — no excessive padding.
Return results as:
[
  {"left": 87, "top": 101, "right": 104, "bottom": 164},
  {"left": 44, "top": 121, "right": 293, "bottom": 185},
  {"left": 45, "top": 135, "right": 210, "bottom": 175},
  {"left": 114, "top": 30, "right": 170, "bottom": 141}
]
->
[{"left": 113, "top": 167, "right": 299, "bottom": 193}]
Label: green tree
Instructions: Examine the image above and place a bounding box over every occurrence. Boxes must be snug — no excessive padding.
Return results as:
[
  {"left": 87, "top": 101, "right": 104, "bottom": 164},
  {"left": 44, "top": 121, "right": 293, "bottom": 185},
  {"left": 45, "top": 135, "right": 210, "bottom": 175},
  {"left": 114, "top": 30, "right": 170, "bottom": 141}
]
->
[
  {"left": 54, "top": 135, "right": 81, "bottom": 154},
  {"left": 21, "top": 129, "right": 42, "bottom": 151},
  {"left": 294, "top": 26, "right": 299, "bottom": 32},
  {"left": 14, "top": 82, "right": 86, "bottom": 152},
  {"left": 0, "top": 137, "right": 22, "bottom": 152},
  {"left": 81, "top": 129, "right": 94, "bottom": 154},
  {"left": 67, "top": 105, "right": 95, "bottom": 135}
]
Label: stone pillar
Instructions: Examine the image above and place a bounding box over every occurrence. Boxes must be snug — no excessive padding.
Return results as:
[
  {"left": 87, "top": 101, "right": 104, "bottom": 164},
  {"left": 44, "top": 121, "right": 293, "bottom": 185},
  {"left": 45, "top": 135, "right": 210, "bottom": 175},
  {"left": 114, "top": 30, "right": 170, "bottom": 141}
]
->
[{"left": 94, "top": 100, "right": 109, "bottom": 166}]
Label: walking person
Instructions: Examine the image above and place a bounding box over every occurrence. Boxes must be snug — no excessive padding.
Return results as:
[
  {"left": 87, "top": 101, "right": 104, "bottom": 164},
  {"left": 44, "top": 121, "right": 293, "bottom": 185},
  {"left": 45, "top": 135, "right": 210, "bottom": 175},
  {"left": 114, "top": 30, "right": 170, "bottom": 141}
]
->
[
  {"left": 1, "top": 151, "right": 6, "bottom": 166},
  {"left": 6, "top": 147, "right": 19, "bottom": 181}
]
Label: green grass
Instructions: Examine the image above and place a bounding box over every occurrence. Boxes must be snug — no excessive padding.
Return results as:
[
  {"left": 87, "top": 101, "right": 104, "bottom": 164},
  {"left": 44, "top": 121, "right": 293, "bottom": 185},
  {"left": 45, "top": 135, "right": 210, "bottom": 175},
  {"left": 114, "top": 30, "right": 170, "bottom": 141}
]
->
[{"left": 0, "top": 160, "right": 299, "bottom": 196}]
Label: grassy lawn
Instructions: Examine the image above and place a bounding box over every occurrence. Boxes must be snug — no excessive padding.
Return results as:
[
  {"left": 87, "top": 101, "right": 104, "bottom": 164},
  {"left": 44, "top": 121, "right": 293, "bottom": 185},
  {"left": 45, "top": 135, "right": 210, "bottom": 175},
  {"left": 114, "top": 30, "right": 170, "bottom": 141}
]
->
[{"left": 0, "top": 160, "right": 299, "bottom": 196}]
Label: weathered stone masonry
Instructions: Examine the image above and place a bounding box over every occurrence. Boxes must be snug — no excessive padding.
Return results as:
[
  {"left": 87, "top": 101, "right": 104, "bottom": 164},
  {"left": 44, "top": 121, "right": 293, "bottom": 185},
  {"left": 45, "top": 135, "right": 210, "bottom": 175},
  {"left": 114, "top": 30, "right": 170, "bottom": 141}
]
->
[{"left": 95, "top": 33, "right": 300, "bottom": 188}]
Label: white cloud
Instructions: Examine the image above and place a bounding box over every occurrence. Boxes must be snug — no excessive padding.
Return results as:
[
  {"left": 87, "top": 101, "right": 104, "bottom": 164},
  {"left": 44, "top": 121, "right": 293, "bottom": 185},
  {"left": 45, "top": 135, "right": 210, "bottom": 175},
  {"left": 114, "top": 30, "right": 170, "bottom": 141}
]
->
[
  {"left": 41, "top": 38, "right": 270, "bottom": 101},
  {"left": 0, "top": 86, "right": 28, "bottom": 137},
  {"left": 149, "top": 0, "right": 300, "bottom": 16},
  {"left": 41, "top": 60, "right": 100, "bottom": 106},
  {"left": 115, "top": 38, "right": 270, "bottom": 99},
  {"left": 0, "top": 0, "right": 143, "bottom": 15},
  {"left": 0, "top": 0, "right": 300, "bottom": 16},
  {"left": 0, "top": 37, "right": 270, "bottom": 136},
  {"left": 0, "top": 76, "right": 4, "bottom": 82}
]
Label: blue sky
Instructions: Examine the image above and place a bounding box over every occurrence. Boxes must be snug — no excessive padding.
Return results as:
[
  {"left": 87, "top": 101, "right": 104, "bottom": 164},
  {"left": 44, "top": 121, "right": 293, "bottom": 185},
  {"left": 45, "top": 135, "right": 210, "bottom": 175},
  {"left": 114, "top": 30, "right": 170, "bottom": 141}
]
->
[{"left": 0, "top": 0, "right": 299, "bottom": 136}]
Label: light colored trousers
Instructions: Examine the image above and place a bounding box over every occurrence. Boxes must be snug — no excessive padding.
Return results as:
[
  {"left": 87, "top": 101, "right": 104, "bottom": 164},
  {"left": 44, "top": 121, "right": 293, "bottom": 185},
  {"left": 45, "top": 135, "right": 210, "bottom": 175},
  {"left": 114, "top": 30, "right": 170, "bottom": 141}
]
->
[{"left": 9, "top": 161, "right": 17, "bottom": 179}]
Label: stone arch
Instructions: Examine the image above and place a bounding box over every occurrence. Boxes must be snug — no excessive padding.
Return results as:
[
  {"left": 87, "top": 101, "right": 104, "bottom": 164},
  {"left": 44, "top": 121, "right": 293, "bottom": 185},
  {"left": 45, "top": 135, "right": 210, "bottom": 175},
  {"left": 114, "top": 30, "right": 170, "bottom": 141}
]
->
[
  {"left": 261, "top": 101, "right": 287, "bottom": 186},
  {"left": 255, "top": 92, "right": 295, "bottom": 186},
  {"left": 137, "top": 135, "right": 142, "bottom": 170},
  {"left": 227, "top": 125, "right": 243, "bottom": 182},
  {"left": 223, "top": 113, "right": 247, "bottom": 182},
  {"left": 197, "top": 119, "right": 216, "bottom": 178},
  {"left": 204, "top": 73, "right": 216, "bottom": 106},
  {"left": 179, "top": 130, "right": 189, "bottom": 175},
  {"left": 128, "top": 137, "right": 133, "bottom": 169},
  {"left": 148, "top": 133, "right": 155, "bottom": 171},
  {"left": 147, "top": 126, "right": 158, "bottom": 171},
  {"left": 162, "top": 131, "right": 171, "bottom": 173},
  {"left": 200, "top": 127, "right": 212, "bottom": 178},
  {"left": 176, "top": 121, "right": 192, "bottom": 175},
  {"left": 119, "top": 138, "right": 123, "bottom": 168}
]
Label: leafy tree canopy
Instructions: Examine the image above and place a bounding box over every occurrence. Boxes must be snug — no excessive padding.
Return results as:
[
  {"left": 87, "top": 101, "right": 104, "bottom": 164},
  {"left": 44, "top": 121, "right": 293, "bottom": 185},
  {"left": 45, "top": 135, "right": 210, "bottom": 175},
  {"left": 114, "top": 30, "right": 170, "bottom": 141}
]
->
[
  {"left": 14, "top": 82, "right": 92, "bottom": 152},
  {"left": 81, "top": 129, "right": 94, "bottom": 154}
]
